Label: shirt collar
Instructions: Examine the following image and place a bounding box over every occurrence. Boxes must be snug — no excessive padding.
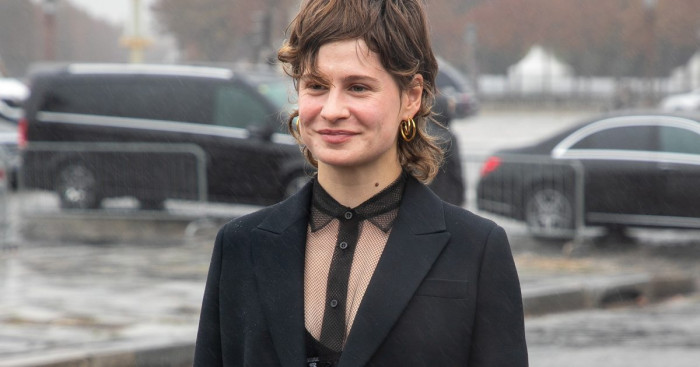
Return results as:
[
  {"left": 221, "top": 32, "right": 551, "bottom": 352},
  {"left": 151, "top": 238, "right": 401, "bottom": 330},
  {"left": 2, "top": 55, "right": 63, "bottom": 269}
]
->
[{"left": 310, "top": 172, "right": 407, "bottom": 233}]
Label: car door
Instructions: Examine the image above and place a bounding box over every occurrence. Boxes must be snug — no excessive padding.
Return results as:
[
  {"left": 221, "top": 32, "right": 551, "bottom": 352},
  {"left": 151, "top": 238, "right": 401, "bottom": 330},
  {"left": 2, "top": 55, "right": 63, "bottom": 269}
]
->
[
  {"left": 556, "top": 119, "right": 661, "bottom": 225},
  {"left": 657, "top": 122, "right": 700, "bottom": 220},
  {"left": 205, "top": 79, "right": 296, "bottom": 205}
]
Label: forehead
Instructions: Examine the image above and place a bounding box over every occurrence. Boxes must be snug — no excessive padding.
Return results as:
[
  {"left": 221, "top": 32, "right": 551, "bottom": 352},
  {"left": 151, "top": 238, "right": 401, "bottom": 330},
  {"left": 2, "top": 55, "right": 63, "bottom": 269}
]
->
[{"left": 307, "top": 39, "right": 386, "bottom": 78}]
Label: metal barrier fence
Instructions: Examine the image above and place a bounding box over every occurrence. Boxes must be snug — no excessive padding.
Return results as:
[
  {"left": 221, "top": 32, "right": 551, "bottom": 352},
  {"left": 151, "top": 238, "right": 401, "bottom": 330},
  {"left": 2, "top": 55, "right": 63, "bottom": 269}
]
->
[
  {"left": 0, "top": 147, "right": 9, "bottom": 245},
  {"left": 16, "top": 141, "right": 588, "bottom": 242},
  {"left": 462, "top": 153, "right": 585, "bottom": 241},
  {"left": 19, "top": 142, "right": 207, "bottom": 212}
]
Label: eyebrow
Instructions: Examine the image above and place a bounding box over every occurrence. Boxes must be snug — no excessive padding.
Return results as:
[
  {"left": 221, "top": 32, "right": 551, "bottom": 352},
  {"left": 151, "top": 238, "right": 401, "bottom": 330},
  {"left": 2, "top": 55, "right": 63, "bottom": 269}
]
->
[
  {"left": 342, "top": 74, "right": 379, "bottom": 84},
  {"left": 301, "top": 73, "right": 380, "bottom": 86}
]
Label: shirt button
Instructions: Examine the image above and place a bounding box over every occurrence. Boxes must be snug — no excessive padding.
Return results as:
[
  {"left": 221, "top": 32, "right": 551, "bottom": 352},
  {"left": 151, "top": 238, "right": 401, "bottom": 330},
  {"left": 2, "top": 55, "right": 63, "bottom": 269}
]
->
[
  {"left": 339, "top": 242, "right": 348, "bottom": 250},
  {"left": 330, "top": 299, "right": 339, "bottom": 308},
  {"left": 344, "top": 211, "right": 353, "bottom": 220}
]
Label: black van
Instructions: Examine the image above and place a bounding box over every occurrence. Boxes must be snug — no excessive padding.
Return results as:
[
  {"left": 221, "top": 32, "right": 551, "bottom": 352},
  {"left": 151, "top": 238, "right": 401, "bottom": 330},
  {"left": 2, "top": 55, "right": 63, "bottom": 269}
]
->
[{"left": 20, "top": 64, "right": 310, "bottom": 209}]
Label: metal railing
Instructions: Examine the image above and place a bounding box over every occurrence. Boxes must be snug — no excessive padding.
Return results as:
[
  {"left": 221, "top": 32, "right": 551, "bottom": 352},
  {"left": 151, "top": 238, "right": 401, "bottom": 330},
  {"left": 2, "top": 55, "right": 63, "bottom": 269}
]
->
[
  {"left": 0, "top": 147, "right": 9, "bottom": 245},
  {"left": 18, "top": 142, "right": 208, "bottom": 212},
  {"left": 462, "top": 153, "right": 585, "bottom": 241}
]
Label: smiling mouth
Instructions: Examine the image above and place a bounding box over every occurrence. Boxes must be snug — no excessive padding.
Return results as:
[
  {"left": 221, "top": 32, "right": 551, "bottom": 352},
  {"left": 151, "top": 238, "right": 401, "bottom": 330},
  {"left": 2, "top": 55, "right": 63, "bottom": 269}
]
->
[
  {"left": 319, "top": 129, "right": 355, "bottom": 135},
  {"left": 318, "top": 129, "right": 357, "bottom": 143}
]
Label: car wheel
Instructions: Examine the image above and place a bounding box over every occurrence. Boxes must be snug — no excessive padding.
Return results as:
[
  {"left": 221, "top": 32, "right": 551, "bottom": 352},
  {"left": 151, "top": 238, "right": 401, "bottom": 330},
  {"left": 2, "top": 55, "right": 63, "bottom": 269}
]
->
[
  {"left": 525, "top": 187, "right": 574, "bottom": 240},
  {"left": 284, "top": 173, "right": 312, "bottom": 199},
  {"left": 56, "top": 164, "right": 101, "bottom": 210}
]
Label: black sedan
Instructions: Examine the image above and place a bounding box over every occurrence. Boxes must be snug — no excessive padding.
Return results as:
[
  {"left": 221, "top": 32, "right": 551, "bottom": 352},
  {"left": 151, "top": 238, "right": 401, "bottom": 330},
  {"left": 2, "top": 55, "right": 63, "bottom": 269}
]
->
[{"left": 476, "top": 111, "right": 700, "bottom": 240}]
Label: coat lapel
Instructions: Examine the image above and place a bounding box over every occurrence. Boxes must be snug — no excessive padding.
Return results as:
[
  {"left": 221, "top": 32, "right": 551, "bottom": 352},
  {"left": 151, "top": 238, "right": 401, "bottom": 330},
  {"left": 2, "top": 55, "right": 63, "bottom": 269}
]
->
[
  {"left": 252, "top": 182, "right": 312, "bottom": 367},
  {"left": 339, "top": 179, "right": 451, "bottom": 367}
]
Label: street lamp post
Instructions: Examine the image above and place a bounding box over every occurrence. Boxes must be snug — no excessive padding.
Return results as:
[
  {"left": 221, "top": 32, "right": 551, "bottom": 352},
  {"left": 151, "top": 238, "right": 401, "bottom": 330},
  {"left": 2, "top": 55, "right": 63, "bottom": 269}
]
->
[
  {"left": 695, "top": 27, "right": 700, "bottom": 90},
  {"left": 643, "top": 0, "right": 657, "bottom": 105},
  {"left": 41, "top": 0, "right": 59, "bottom": 61},
  {"left": 120, "top": 0, "right": 152, "bottom": 63},
  {"left": 465, "top": 23, "right": 479, "bottom": 94}
]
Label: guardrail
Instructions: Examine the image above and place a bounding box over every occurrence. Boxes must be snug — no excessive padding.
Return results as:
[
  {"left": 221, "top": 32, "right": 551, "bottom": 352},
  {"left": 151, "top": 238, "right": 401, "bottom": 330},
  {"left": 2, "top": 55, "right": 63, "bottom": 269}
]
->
[
  {"left": 18, "top": 142, "right": 208, "bottom": 212},
  {"left": 0, "top": 147, "right": 9, "bottom": 245},
  {"left": 462, "top": 153, "right": 585, "bottom": 241}
]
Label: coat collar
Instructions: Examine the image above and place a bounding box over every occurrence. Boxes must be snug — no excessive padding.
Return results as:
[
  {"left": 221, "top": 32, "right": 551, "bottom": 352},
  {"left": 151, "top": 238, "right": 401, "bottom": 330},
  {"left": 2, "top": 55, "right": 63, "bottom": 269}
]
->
[{"left": 252, "top": 177, "right": 450, "bottom": 367}]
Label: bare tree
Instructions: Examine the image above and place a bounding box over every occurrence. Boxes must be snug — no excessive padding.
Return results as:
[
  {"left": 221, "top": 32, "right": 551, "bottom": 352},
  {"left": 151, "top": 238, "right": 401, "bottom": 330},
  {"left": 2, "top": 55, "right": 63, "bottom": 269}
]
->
[{"left": 0, "top": 0, "right": 40, "bottom": 77}]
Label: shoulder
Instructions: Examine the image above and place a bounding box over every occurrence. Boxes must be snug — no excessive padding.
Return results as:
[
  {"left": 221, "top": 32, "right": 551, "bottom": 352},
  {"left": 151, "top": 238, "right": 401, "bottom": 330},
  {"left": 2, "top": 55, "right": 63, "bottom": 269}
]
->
[
  {"left": 217, "top": 206, "right": 274, "bottom": 238},
  {"left": 217, "top": 181, "right": 313, "bottom": 240},
  {"left": 441, "top": 202, "right": 504, "bottom": 243},
  {"left": 402, "top": 177, "right": 504, "bottom": 244}
]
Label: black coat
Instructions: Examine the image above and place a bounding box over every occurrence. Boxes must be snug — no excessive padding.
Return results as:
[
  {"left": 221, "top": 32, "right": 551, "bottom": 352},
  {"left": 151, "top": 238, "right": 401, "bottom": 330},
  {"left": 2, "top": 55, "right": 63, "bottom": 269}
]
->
[{"left": 194, "top": 177, "right": 528, "bottom": 366}]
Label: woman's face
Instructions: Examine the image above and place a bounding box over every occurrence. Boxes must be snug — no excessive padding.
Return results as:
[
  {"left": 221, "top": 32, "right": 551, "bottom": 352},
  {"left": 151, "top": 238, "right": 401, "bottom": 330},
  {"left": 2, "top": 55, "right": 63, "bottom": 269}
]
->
[{"left": 297, "top": 39, "right": 422, "bottom": 172}]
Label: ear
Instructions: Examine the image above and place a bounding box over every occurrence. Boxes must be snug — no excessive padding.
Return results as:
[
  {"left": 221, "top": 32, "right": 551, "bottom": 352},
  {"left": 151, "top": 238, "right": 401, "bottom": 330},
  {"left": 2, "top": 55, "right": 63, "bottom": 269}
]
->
[{"left": 402, "top": 74, "right": 424, "bottom": 119}]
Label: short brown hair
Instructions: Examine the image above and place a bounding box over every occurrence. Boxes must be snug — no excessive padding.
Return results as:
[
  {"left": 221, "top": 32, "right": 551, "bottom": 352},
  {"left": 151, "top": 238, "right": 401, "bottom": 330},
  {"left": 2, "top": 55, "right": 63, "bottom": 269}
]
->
[{"left": 278, "top": 0, "right": 443, "bottom": 183}]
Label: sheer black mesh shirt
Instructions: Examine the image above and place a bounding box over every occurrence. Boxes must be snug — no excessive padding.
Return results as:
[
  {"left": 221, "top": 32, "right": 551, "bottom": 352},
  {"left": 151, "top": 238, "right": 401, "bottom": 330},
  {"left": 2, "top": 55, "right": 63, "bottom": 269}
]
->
[{"left": 304, "top": 172, "right": 407, "bottom": 365}]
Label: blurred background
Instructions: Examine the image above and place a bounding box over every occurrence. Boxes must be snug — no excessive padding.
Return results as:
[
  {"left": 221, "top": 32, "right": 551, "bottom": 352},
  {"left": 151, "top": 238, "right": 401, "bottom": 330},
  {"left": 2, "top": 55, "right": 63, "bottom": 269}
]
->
[
  {"left": 1, "top": 0, "right": 700, "bottom": 104},
  {"left": 1, "top": 1, "right": 700, "bottom": 366}
]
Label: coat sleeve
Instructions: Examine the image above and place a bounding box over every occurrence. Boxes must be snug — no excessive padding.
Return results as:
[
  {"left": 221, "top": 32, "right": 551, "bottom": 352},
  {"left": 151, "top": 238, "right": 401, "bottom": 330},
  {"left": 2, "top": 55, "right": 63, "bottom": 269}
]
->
[
  {"left": 193, "top": 228, "right": 225, "bottom": 366},
  {"left": 469, "top": 225, "right": 529, "bottom": 366}
]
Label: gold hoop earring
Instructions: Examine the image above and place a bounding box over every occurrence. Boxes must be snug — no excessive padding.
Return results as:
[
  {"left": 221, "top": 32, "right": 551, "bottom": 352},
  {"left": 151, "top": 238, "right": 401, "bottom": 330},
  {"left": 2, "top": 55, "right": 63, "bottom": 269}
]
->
[
  {"left": 400, "top": 118, "right": 417, "bottom": 142},
  {"left": 293, "top": 116, "right": 301, "bottom": 135}
]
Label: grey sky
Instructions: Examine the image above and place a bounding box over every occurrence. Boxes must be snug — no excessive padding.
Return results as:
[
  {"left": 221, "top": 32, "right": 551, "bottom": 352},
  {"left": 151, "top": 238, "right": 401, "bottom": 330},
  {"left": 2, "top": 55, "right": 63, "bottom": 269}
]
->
[{"left": 64, "top": 0, "right": 156, "bottom": 32}]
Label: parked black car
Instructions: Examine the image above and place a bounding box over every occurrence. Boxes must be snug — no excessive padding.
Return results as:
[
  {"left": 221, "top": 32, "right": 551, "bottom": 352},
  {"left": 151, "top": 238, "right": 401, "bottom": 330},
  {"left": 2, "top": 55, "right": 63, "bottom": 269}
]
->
[
  {"left": 476, "top": 111, "right": 700, "bottom": 239},
  {"left": 436, "top": 57, "right": 479, "bottom": 119},
  {"left": 20, "top": 63, "right": 309, "bottom": 209}
]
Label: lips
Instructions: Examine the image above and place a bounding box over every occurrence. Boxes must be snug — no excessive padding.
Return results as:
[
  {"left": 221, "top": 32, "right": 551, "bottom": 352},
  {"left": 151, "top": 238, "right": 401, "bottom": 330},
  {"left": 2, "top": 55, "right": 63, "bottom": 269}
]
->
[{"left": 318, "top": 129, "right": 357, "bottom": 144}]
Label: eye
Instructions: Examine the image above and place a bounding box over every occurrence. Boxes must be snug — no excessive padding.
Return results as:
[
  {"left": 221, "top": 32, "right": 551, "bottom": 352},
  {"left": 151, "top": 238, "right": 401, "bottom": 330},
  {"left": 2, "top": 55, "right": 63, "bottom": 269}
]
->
[
  {"left": 303, "top": 82, "right": 326, "bottom": 91},
  {"left": 350, "top": 85, "right": 368, "bottom": 93}
]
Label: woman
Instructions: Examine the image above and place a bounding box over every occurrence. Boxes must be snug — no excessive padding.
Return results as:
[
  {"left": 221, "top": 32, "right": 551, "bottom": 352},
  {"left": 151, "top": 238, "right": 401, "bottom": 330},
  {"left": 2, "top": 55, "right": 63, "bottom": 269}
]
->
[{"left": 194, "top": 0, "right": 528, "bottom": 366}]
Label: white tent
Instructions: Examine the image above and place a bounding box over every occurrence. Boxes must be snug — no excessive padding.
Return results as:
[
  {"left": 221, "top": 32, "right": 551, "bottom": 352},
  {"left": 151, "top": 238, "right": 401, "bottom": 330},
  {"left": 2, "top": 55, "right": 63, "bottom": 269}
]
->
[
  {"left": 670, "top": 51, "right": 700, "bottom": 91},
  {"left": 508, "top": 45, "right": 574, "bottom": 93}
]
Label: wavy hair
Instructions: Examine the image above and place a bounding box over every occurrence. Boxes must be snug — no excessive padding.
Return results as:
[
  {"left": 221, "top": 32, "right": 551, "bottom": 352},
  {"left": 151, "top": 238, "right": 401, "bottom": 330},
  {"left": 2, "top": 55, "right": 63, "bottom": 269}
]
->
[{"left": 277, "top": 0, "right": 443, "bottom": 183}]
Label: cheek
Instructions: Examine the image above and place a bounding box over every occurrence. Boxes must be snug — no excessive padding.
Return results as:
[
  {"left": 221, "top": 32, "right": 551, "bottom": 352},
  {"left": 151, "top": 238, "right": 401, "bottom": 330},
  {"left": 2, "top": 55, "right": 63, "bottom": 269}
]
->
[{"left": 297, "top": 96, "right": 320, "bottom": 122}]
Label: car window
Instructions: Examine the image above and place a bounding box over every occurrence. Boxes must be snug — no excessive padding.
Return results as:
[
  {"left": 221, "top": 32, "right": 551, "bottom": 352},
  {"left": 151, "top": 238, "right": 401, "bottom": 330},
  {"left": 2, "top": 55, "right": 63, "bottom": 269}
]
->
[
  {"left": 40, "top": 80, "right": 113, "bottom": 115},
  {"left": 570, "top": 125, "right": 656, "bottom": 151},
  {"left": 659, "top": 126, "right": 700, "bottom": 155},
  {"left": 41, "top": 77, "right": 214, "bottom": 124},
  {"left": 243, "top": 74, "right": 293, "bottom": 111},
  {"left": 213, "top": 84, "right": 269, "bottom": 129}
]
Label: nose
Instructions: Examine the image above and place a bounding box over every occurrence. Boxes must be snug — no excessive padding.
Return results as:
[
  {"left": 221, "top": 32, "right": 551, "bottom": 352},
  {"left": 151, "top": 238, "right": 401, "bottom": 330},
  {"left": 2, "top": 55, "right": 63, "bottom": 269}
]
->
[{"left": 320, "top": 88, "right": 350, "bottom": 123}]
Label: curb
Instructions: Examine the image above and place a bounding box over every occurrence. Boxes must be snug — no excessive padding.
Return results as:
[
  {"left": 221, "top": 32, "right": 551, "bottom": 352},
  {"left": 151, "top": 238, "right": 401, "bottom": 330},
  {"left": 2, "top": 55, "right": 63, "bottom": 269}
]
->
[
  {"left": 522, "top": 273, "right": 696, "bottom": 316},
  {"left": 19, "top": 210, "right": 234, "bottom": 245},
  {"left": 2, "top": 274, "right": 695, "bottom": 367},
  {"left": 0, "top": 341, "right": 195, "bottom": 367}
]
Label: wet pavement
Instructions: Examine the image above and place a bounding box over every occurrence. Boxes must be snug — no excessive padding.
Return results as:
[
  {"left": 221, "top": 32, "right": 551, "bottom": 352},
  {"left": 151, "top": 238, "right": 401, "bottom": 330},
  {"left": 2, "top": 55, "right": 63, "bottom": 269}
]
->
[
  {"left": 1, "top": 209, "right": 698, "bottom": 366},
  {"left": 0, "top": 239, "right": 208, "bottom": 366},
  {"left": 527, "top": 293, "right": 700, "bottom": 367}
]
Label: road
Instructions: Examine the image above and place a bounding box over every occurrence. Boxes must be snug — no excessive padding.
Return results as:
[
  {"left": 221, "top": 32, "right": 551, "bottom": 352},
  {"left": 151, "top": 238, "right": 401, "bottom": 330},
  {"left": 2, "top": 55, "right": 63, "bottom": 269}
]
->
[
  {"left": 527, "top": 293, "right": 700, "bottom": 367},
  {"left": 515, "top": 224, "right": 700, "bottom": 366}
]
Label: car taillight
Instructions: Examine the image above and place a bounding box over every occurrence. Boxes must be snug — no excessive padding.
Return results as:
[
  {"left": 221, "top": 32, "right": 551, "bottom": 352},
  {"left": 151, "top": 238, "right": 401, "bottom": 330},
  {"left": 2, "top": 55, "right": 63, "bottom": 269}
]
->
[
  {"left": 18, "top": 117, "right": 27, "bottom": 149},
  {"left": 480, "top": 156, "right": 501, "bottom": 177}
]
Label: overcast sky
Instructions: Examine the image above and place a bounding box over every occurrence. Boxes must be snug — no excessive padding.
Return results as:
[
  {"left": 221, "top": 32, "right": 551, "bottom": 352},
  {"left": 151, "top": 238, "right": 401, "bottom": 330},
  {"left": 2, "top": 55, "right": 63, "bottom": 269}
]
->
[{"left": 64, "top": 0, "right": 156, "bottom": 31}]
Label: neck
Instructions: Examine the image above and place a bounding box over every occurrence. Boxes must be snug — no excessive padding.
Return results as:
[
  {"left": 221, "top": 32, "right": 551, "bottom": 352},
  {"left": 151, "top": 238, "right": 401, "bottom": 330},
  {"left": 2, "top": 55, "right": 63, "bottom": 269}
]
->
[{"left": 317, "top": 162, "right": 403, "bottom": 208}]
